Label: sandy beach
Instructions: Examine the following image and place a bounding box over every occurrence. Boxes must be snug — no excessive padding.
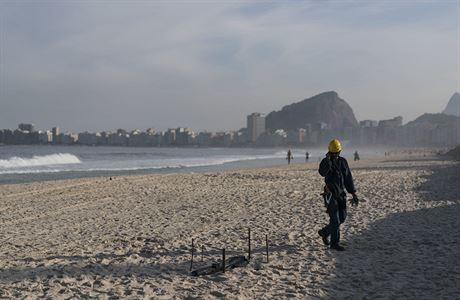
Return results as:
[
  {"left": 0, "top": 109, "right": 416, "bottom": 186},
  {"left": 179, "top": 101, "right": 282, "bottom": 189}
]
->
[{"left": 0, "top": 156, "right": 459, "bottom": 299}]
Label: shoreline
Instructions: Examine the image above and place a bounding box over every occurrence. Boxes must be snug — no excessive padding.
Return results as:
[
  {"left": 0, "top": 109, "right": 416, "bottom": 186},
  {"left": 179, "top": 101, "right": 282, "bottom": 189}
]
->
[
  {"left": 0, "top": 157, "right": 458, "bottom": 298},
  {"left": 1, "top": 144, "right": 450, "bottom": 186},
  {"left": 0, "top": 152, "right": 449, "bottom": 186}
]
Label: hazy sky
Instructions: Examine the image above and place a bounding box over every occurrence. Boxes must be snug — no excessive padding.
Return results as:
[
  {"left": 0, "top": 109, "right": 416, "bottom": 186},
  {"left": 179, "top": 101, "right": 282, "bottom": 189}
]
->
[{"left": 0, "top": 0, "right": 459, "bottom": 132}]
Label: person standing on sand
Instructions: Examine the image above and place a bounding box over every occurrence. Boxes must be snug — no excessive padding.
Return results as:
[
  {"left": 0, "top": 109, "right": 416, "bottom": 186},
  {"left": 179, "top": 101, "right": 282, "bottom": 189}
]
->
[
  {"left": 305, "top": 151, "right": 310, "bottom": 162},
  {"left": 287, "top": 149, "right": 293, "bottom": 164},
  {"left": 354, "top": 151, "right": 360, "bottom": 161},
  {"left": 318, "top": 139, "right": 358, "bottom": 251}
]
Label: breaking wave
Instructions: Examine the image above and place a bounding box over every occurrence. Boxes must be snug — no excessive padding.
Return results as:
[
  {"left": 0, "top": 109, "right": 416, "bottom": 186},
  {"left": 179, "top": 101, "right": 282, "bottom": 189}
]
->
[
  {"left": 0, "top": 150, "right": 321, "bottom": 175},
  {"left": 0, "top": 153, "right": 81, "bottom": 169}
]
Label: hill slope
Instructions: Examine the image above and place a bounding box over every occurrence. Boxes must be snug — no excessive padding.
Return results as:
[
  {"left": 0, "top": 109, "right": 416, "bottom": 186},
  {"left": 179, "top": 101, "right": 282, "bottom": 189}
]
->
[{"left": 265, "top": 91, "right": 358, "bottom": 131}]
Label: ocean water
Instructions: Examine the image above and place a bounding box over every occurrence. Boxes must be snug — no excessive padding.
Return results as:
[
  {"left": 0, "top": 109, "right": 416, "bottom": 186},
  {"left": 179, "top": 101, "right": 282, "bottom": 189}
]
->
[{"left": 0, "top": 146, "right": 331, "bottom": 185}]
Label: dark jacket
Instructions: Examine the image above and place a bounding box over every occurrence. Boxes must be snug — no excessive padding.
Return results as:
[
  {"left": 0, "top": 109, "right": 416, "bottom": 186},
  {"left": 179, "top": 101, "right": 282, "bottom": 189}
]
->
[{"left": 319, "top": 156, "right": 356, "bottom": 198}]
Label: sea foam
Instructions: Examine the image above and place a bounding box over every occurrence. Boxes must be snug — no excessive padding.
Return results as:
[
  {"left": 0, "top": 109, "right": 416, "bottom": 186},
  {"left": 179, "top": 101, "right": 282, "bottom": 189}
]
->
[{"left": 0, "top": 153, "right": 81, "bottom": 169}]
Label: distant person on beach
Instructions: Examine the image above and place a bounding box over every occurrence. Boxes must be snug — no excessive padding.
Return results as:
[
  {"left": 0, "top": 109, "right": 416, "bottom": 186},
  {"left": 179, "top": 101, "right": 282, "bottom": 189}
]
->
[
  {"left": 287, "top": 149, "right": 293, "bottom": 164},
  {"left": 354, "top": 151, "right": 360, "bottom": 161},
  {"left": 305, "top": 151, "right": 310, "bottom": 162},
  {"left": 318, "top": 139, "right": 358, "bottom": 251}
]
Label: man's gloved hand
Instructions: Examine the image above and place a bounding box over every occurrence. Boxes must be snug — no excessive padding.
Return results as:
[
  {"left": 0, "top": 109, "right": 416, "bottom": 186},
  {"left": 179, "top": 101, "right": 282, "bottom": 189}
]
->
[{"left": 350, "top": 194, "right": 359, "bottom": 207}]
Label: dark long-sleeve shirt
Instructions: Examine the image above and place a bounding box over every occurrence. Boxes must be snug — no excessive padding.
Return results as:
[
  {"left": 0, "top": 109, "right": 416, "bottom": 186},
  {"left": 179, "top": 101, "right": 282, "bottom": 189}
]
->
[{"left": 319, "top": 156, "right": 356, "bottom": 198}]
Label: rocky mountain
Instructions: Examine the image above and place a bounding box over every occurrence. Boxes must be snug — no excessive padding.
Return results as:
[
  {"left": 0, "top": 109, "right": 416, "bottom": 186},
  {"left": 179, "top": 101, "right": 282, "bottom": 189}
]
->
[
  {"left": 442, "top": 92, "right": 460, "bottom": 116},
  {"left": 265, "top": 91, "right": 358, "bottom": 131},
  {"left": 405, "top": 113, "right": 460, "bottom": 128}
]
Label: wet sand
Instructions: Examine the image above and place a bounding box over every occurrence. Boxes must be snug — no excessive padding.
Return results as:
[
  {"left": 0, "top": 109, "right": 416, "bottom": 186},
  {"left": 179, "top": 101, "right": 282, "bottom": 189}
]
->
[{"left": 0, "top": 157, "right": 458, "bottom": 299}]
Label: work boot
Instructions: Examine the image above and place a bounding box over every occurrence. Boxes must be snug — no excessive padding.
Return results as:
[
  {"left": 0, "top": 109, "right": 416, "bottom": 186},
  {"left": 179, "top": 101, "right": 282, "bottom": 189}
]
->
[
  {"left": 330, "top": 244, "right": 345, "bottom": 251},
  {"left": 318, "top": 230, "right": 329, "bottom": 246}
]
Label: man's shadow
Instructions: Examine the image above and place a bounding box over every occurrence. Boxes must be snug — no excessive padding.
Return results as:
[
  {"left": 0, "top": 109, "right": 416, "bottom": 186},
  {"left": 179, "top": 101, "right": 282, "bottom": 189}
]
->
[{"left": 319, "top": 162, "right": 460, "bottom": 299}]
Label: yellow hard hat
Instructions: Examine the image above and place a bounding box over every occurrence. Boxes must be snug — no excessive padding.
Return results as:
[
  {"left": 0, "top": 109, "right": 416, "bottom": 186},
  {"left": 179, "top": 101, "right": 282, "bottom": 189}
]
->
[{"left": 328, "top": 139, "right": 342, "bottom": 153}]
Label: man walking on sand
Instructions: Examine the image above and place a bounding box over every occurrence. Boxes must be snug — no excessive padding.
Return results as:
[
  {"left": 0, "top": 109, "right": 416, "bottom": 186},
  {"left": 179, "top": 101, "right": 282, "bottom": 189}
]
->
[
  {"left": 287, "top": 149, "right": 293, "bottom": 165},
  {"left": 318, "top": 139, "right": 358, "bottom": 251}
]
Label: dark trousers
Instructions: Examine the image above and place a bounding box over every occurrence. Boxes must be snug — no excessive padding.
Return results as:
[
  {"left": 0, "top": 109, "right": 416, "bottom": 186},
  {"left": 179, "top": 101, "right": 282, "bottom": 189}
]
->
[{"left": 321, "top": 197, "right": 347, "bottom": 246}]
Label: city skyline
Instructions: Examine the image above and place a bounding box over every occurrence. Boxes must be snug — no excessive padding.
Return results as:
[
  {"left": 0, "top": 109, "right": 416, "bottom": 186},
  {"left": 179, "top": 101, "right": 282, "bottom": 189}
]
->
[
  {"left": 2, "top": 110, "right": 459, "bottom": 148},
  {"left": 0, "top": 1, "right": 459, "bottom": 132},
  {"left": 1, "top": 89, "right": 457, "bottom": 134}
]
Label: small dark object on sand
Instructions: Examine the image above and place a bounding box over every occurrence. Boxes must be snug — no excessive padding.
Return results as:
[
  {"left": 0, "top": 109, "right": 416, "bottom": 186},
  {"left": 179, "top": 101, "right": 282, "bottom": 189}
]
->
[{"left": 190, "top": 256, "right": 248, "bottom": 276}]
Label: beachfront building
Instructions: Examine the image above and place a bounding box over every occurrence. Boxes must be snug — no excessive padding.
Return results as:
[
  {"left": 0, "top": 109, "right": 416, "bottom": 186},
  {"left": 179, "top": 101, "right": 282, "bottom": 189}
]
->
[
  {"left": 257, "top": 129, "right": 286, "bottom": 146},
  {"left": 0, "top": 129, "right": 13, "bottom": 144},
  {"left": 376, "top": 116, "right": 403, "bottom": 145},
  {"left": 175, "top": 127, "right": 195, "bottom": 146},
  {"left": 211, "top": 132, "right": 226, "bottom": 147},
  {"left": 52, "top": 127, "right": 60, "bottom": 144},
  {"left": 196, "top": 132, "right": 212, "bottom": 146},
  {"left": 163, "top": 129, "right": 176, "bottom": 146},
  {"left": 107, "top": 132, "right": 128, "bottom": 146},
  {"left": 129, "top": 130, "right": 157, "bottom": 146},
  {"left": 11, "top": 129, "right": 39, "bottom": 144},
  {"left": 233, "top": 129, "right": 248, "bottom": 146},
  {"left": 353, "top": 126, "right": 377, "bottom": 145},
  {"left": 152, "top": 132, "right": 163, "bottom": 146},
  {"left": 343, "top": 126, "right": 354, "bottom": 141},
  {"left": 209, "top": 131, "right": 234, "bottom": 147},
  {"left": 96, "top": 132, "right": 108, "bottom": 145},
  {"left": 286, "top": 128, "right": 307, "bottom": 145},
  {"left": 353, "top": 120, "right": 378, "bottom": 145},
  {"left": 378, "top": 116, "right": 403, "bottom": 128},
  {"left": 60, "top": 133, "right": 78, "bottom": 145},
  {"left": 18, "top": 123, "right": 35, "bottom": 132},
  {"left": 78, "top": 132, "right": 98, "bottom": 146},
  {"left": 223, "top": 132, "right": 234, "bottom": 147},
  {"left": 38, "top": 131, "right": 53, "bottom": 144},
  {"left": 247, "top": 113, "right": 265, "bottom": 143},
  {"left": 360, "top": 120, "right": 378, "bottom": 128}
]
